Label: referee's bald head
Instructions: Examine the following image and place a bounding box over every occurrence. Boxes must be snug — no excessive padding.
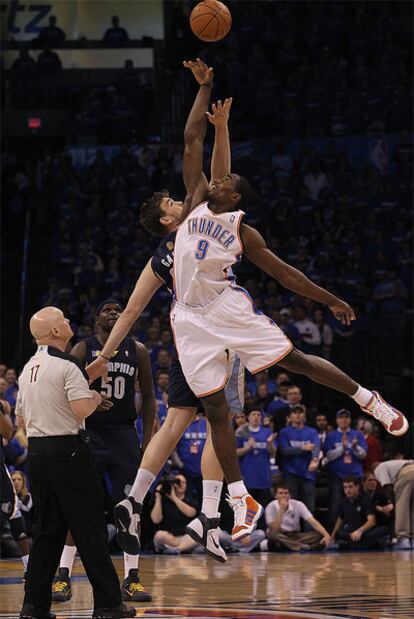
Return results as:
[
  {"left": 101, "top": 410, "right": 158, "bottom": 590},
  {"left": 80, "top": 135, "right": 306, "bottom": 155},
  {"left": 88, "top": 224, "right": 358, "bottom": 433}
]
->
[{"left": 30, "top": 307, "right": 73, "bottom": 344}]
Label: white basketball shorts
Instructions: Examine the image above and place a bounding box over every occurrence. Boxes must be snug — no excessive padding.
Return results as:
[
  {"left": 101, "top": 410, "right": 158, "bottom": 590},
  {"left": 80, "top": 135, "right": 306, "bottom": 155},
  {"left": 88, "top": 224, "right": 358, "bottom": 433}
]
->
[{"left": 170, "top": 285, "right": 293, "bottom": 398}]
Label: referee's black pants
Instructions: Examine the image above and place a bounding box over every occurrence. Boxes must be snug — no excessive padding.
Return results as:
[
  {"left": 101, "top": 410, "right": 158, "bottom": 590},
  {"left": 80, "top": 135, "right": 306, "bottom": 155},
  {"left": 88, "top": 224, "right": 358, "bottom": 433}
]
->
[{"left": 24, "top": 435, "right": 122, "bottom": 612}]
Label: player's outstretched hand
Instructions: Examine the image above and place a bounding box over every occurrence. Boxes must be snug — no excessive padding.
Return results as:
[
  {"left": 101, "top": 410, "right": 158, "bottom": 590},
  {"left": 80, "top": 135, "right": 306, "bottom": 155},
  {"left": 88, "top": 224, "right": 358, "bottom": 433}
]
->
[
  {"left": 87, "top": 355, "right": 109, "bottom": 383},
  {"left": 329, "top": 300, "right": 356, "bottom": 326},
  {"left": 183, "top": 57, "right": 214, "bottom": 85},
  {"left": 206, "top": 98, "right": 233, "bottom": 125}
]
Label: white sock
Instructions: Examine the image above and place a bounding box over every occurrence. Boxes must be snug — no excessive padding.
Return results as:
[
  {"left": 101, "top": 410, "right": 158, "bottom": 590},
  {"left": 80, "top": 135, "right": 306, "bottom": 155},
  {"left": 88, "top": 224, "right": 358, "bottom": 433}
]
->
[
  {"left": 129, "top": 468, "right": 156, "bottom": 504},
  {"left": 21, "top": 554, "right": 29, "bottom": 570},
  {"left": 351, "top": 385, "right": 374, "bottom": 408},
  {"left": 60, "top": 544, "right": 77, "bottom": 575},
  {"left": 202, "top": 480, "right": 223, "bottom": 518},
  {"left": 123, "top": 553, "right": 139, "bottom": 579},
  {"left": 227, "top": 480, "right": 248, "bottom": 499}
]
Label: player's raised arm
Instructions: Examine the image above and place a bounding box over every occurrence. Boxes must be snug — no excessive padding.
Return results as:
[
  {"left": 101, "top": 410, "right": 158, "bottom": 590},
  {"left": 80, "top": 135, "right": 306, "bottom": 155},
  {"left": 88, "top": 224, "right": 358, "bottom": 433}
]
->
[
  {"left": 86, "top": 261, "right": 162, "bottom": 382},
  {"left": 241, "top": 223, "right": 356, "bottom": 326},
  {"left": 179, "top": 58, "right": 213, "bottom": 220},
  {"left": 208, "top": 97, "right": 233, "bottom": 181}
]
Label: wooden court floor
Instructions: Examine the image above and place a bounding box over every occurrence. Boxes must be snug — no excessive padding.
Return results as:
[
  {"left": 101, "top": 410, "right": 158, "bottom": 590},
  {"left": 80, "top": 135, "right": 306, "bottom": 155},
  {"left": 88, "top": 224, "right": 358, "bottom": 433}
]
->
[{"left": 0, "top": 551, "right": 413, "bottom": 619}]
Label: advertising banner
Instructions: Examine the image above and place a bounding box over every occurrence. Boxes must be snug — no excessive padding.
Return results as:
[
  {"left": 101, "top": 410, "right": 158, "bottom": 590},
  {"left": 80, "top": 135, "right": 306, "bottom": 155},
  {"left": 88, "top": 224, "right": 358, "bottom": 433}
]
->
[{"left": 1, "top": 0, "right": 163, "bottom": 42}]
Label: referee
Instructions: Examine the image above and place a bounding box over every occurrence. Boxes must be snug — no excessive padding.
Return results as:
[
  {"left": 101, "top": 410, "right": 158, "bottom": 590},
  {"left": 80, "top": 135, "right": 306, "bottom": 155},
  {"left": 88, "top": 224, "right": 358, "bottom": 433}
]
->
[{"left": 16, "top": 306, "right": 135, "bottom": 619}]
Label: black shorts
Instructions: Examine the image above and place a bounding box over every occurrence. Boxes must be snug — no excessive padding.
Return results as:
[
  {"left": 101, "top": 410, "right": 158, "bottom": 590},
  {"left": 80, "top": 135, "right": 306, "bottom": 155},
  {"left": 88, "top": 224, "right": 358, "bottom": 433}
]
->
[
  {"left": 168, "top": 347, "right": 200, "bottom": 409},
  {"left": 86, "top": 423, "right": 141, "bottom": 503}
]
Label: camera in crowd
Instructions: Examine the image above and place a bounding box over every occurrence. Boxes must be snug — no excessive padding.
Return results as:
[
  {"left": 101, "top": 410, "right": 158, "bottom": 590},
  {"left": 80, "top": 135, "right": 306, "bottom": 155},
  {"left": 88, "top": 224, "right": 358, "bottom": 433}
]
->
[{"left": 158, "top": 476, "right": 180, "bottom": 496}]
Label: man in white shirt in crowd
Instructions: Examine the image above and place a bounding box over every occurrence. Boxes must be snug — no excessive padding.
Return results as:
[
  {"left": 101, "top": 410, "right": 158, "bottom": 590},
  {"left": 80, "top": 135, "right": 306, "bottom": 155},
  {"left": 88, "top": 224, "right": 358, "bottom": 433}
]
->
[
  {"left": 374, "top": 458, "right": 414, "bottom": 549},
  {"left": 293, "top": 305, "right": 321, "bottom": 353},
  {"left": 264, "top": 484, "right": 331, "bottom": 551}
]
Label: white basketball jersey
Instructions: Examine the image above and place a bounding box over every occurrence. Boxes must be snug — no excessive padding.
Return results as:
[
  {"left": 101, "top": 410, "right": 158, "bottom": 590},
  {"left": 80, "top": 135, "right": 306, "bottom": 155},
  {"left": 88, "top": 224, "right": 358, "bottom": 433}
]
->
[{"left": 174, "top": 201, "right": 244, "bottom": 308}]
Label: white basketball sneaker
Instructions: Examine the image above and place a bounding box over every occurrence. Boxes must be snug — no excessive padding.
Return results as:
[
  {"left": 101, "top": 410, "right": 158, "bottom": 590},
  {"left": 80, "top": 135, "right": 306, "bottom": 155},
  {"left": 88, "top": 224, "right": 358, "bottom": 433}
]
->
[
  {"left": 362, "top": 391, "right": 409, "bottom": 436},
  {"left": 113, "top": 496, "right": 142, "bottom": 556},
  {"left": 186, "top": 513, "right": 227, "bottom": 563}
]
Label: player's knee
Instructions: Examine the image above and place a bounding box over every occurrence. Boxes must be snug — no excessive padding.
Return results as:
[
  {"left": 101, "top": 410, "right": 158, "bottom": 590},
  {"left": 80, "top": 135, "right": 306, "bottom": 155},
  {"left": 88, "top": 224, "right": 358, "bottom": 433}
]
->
[
  {"left": 203, "top": 399, "right": 228, "bottom": 425},
  {"left": 164, "top": 407, "right": 196, "bottom": 434}
]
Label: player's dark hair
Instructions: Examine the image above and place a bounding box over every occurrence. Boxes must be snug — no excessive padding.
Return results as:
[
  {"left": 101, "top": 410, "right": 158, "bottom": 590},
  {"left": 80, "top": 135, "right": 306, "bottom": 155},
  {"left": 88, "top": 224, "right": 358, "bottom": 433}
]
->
[
  {"left": 140, "top": 190, "right": 170, "bottom": 237},
  {"left": 234, "top": 174, "right": 252, "bottom": 209}
]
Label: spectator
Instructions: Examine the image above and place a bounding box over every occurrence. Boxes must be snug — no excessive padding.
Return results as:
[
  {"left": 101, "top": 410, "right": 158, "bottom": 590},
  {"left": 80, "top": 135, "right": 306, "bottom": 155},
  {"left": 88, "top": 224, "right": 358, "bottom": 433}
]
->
[
  {"left": 293, "top": 305, "right": 322, "bottom": 353},
  {"left": 247, "top": 369, "right": 277, "bottom": 397},
  {"left": 218, "top": 528, "right": 266, "bottom": 554},
  {"left": 278, "top": 309, "right": 301, "bottom": 346},
  {"left": 175, "top": 412, "right": 207, "bottom": 502},
  {"left": 10, "top": 47, "right": 37, "bottom": 107},
  {"left": 151, "top": 474, "right": 199, "bottom": 554},
  {"left": 304, "top": 162, "right": 328, "bottom": 200},
  {"left": 253, "top": 384, "right": 273, "bottom": 412},
  {"left": 9, "top": 471, "right": 33, "bottom": 578},
  {"left": 0, "top": 377, "right": 7, "bottom": 398},
  {"left": 4, "top": 368, "right": 18, "bottom": 411},
  {"left": 153, "top": 348, "right": 171, "bottom": 375},
  {"left": 270, "top": 384, "right": 304, "bottom": 432},
  {"left": 103, "top": 16, "right": 129, "bottom": 46},
  {"left": 325, "top": 409, "right": 367, "bottom": 531},
  {"left": 278, "top": 405, "right": 319, "bottom": 512},
  {"left": 154, "top": 369, "right": 169, "bottom": 425},
  {"left": 267, "top": 380, "right": 290, "bottom": 420},
  {"left": 38, "top": 15, "right": 66, "bottom": 48},
  {"left": 233, "top": 411, "right": 247, "bottom": 430},
  {"left": 236, "top": 409, "right": 276, "bottom": 508},
  {"left": 36, "top": 45, "right": 62, "bottom": 107},
  {"left": 374, "top": 458, "right": 414, "bottom": 550},
  {"left": 315, "top": 412, "right": 329, "bottom": 455},
  {"left": 332, "top": 477, "right": 388, "bottom": 549},
  {"left": 362, "top": 471, "right": 394, "bottom": 534},
  {"left": 313, "top": 308, "right": 333, "bottom": 359},
  {"left": 0, "top": 364, "right": 6, "bottom": 379},
  {"left": 265, "top": 484, "right": 331, "bottom": 551},
  {"left": 355, "top": 418, "right": 383, "bottom": 471}
]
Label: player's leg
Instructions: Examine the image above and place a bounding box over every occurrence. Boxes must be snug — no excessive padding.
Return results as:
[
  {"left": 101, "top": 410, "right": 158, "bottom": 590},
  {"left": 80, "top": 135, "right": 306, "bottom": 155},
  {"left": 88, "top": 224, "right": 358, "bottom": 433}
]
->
[
  {"left": 227, "top": 288, "right": 407, "bottom": 437},
  {"left": 114, "top": 407, "right": 196, "bottom": 555},
  {"left": 51, "top": 531, "right": 75, "bottom": 602},
  {"left": 278, "top": 348, "right": 408, "bottom": 436},
  {"left": 201, "top": 389, "right": 263, "bottom": 541},
  {"left": 185, "top": 419, "right": 228, "bottom": 561},
  {"left": 108, "top": 424, "right": 152, "bottom": 603}
]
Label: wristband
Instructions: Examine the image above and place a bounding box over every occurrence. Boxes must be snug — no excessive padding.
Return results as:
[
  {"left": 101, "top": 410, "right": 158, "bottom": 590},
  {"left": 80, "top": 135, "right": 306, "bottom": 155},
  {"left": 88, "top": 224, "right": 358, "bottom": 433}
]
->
[{"left": 99, "top": 353, "right": 111, "bottom": 361}]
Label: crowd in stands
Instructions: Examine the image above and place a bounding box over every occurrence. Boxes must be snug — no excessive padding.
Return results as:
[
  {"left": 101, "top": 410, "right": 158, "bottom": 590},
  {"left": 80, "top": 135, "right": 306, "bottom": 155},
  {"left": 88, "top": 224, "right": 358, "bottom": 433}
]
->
[
  {"left": 2, "top": 354, "right": 413, "bottom": 564},
  {"left": 173, "top": 0, "right": 412, "bottom": 138}
]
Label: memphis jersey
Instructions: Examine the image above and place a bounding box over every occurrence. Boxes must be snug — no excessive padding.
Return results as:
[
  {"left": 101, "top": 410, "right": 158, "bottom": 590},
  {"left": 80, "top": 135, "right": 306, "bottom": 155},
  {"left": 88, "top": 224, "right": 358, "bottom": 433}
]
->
[
  {"left": 151, "top": 231, "right": 176, "bottom": 292},
  {"left": 84, "top": 336, "right": 138, "bottom": 426},
  {"left": 174, "top": 202, "right": 244, "bottom": 307}
]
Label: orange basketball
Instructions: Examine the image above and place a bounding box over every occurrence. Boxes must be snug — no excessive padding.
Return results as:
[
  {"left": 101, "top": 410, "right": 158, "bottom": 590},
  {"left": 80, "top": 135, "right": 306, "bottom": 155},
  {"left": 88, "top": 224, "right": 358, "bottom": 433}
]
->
[{"left": 190, "top": 0, "right": 232, "bottom": 43}]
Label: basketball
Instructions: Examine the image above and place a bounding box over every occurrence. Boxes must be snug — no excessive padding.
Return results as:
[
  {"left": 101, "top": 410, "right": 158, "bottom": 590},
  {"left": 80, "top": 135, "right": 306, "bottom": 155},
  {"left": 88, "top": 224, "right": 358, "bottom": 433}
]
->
[{"left": 190, "top": 0, "right": 232, "bottom": 43}]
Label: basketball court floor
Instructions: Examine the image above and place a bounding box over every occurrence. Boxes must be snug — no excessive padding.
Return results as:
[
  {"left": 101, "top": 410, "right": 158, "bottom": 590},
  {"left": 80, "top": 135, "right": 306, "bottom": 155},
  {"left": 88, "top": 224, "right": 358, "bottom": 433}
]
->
[{"left": 0, "top": 551, "right": 413, "bottom": 619}]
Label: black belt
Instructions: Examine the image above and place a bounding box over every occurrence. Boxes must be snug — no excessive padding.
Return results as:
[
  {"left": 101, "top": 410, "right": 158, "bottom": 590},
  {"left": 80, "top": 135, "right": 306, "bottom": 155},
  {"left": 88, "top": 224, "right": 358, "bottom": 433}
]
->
[{"left": 28, "top": 430, "right": 90, "bottom": 451}]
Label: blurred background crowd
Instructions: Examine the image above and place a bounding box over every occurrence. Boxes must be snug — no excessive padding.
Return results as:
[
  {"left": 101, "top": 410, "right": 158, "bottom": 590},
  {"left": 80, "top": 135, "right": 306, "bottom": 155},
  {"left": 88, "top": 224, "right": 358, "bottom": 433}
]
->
[{"left": 1, "top": 0, "right": 412, "bottom": 562}]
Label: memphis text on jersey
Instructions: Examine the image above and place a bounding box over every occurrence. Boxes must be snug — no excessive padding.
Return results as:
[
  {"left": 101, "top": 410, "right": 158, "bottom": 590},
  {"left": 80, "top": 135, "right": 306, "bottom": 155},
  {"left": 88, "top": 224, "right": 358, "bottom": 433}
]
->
[
  {"left": 187, "top": 216, "right": 236, "bottom": 248},
  {"left": 92, "top": 350, "right": 135, "bottom": 376}
]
